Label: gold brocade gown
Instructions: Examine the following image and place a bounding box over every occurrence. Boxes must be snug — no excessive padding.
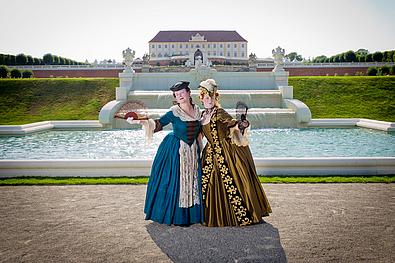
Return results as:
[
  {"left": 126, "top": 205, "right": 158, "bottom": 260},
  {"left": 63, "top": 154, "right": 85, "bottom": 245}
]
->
[{"left": 201, "top": 108, "right": 272, "bottom": 227}]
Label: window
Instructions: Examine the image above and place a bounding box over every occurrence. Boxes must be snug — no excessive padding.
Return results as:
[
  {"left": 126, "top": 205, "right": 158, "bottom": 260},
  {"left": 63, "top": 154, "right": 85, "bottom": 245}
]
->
[
  {"left": 151, "top": 53, "right": 156, "bottom": 57},
  {"left": 164, "top": 44, "right": 167, "bottom": 48},
  {"left": 227, "top": 52, "right": 230, "bottom": 57},
  {"left": 220, "top": 44, "right": 223, "bottom": 48},
  {"left": 213, "top": 44, "right": 216, "bottom": 48},
  {"left": 241, "top": 52, "right": 245, "bottom": 57},
  {"left": 151, "top": 44, "right": 155, "bottom": 48},
  {"left": 234, "top": 52, "right": 237, "bottom": 57},
  {"left": 158, "top": 44, "right": 161, "bottom": 48},
  {"left": 171, "top": 44, "right": 174, "bottom": 48},
  {"left": 208, "top": 51, "right": 211, "bottom": 56},
  {"left": 158, "top": 53, "right": 162, "bottom": 57},
  {"left": 227, "top": 44, "right": 230, "bottom": 48},
  {"left": 234, "top": 44, "right": 237, "bottom": 48},
  {"left": 186, "top": 44, "right": 188, "bottom": 48},
  {"left": 180, "top": 44, "right": 182, "bottom": 48},
  {"left": 196, "top": 44, "right": 200, "bottom": 48},
  {"left": 214, "top": 52, "right": 216, "bottom": 56},
  {"left": 220, "top": 52, "right": 223, "bottom": 56},
  {"left": 241, "top": 43, "right": 245, "bottom": 48},
  {"left": 191, "top": 44, "right": 194, "bottom": 48},
  {"left": 202, "top": 44, "right": 205, "bottom": 48},
  {"left": 208, "top": 44, "right": 210, "bottom": 48}
]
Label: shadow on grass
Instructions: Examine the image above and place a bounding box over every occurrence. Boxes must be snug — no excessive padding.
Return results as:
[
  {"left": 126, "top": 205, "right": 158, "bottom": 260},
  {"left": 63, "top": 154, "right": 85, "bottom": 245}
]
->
[{"left": 146, "top": 221, "right": 287, "bottom": 263}]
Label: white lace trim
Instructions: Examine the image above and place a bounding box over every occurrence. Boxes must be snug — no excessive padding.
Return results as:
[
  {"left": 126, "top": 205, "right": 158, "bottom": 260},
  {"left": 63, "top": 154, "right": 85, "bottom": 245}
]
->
[
  {"left": 172, "top": 105, "right": 201, "bottom": 208},
  {"left": 141, "top": 119, "right": 156, "bottom": 144},
  {"left": 229, "top": 126, "right": 250, "bottom": 146},
  {"left": 171, "top": 105, "right": 201, "bottom": 121},
  {"left": 179, "top": 140, "right": 200, "bottom": 208}
]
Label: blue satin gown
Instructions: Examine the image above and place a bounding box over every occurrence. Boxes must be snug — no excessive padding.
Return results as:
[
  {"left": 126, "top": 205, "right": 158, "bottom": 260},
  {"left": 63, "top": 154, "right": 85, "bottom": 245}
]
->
[{"left": 144, "top": 110, "right": 204, "bottom": 225}]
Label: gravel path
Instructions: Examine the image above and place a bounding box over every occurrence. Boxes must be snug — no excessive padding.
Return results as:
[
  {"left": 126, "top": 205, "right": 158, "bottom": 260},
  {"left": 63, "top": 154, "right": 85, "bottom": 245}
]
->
[{"left": 0, "top": 184, "right": 394, "bottom": 263}]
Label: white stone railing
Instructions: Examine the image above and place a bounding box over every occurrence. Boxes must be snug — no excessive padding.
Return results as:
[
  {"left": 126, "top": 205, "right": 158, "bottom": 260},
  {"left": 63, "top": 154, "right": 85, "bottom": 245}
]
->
[{"left": 257, "top": 62, "right": 395, "bottom": 68}]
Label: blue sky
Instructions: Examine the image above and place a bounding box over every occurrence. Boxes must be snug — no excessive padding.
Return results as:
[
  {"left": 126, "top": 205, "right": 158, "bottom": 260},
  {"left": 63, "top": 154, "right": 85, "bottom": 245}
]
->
[{"left": 0, "top": 0, "right": 394, "bottom": 62}]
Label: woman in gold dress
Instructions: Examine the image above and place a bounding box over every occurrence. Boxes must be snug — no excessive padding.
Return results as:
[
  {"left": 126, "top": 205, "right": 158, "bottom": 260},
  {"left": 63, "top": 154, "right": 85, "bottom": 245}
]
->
[{"left": 198, "top": 79, "right": 272, "bottom": 227}]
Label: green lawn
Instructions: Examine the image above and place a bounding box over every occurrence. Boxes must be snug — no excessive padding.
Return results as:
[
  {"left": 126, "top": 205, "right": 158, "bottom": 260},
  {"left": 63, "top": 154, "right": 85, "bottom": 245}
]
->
[
  {"left": 0, "top": 76, "right": 394, "bottom": 124},
  {"left": 290, "top": 76, "right": 395, "bottom": 122},
  {"left": 0, "top": 176, "right": 393, "bottom": 185},
  {"left": 0, "top": 78, "right": 117, "bottom": 125}
]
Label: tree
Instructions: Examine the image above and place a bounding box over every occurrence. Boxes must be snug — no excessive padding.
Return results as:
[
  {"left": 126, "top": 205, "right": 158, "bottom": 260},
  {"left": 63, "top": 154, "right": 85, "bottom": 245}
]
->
[
  {"left": 0, "top": 54, "right": 5, "bottom": 65},
  {"left": 53, "top": 55, "right": 60, "bottom": 65},
  {"left": 356, "top": 48, "right": 369, "bottom": 56},
  {"left": 59, "top": 57, "right": 66, "bottom": 65},
  {"left": 0, "top": 65, "right": 10, "bottom": 78},
  {"left": 27, "top": 55, "right": 34, "bottom": 65},
  {"left": 365, "top": 53, "right": 373, "bottom": 62},
  {"left": 343, "top": 50, "right": 357, "bottom": 62},
  {"left": 22, "top": 70, "right": 33, "bottom": 78},
  {"left": 313, "top": 55, "right": 327, "bottom": 63},
  {"left": 357, "top": 55, "right": 366, "bottom": 62},
  {"left": 43, "top": 53, "right": 54, "bottom": 65},
  {"left": 33, "top": 58, "right": 41, "bottom": 65},
  {"left": 10, "top": 68, "right": 22, "bottom": 78},
  {"left": 372, "top": 52, "right": 383, "bottom": 62},
  {"left": 16, "top": 53, "right": 28, "bottom": 65},
  {"left": 286, "top": 52, "right": 303, "bottom": 62}
]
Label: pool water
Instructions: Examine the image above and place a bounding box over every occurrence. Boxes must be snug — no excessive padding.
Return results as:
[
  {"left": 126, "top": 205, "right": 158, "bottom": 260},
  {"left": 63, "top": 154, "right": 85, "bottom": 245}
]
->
[{"left": 0, "top": 128, "right": 394, "bottom": 159}]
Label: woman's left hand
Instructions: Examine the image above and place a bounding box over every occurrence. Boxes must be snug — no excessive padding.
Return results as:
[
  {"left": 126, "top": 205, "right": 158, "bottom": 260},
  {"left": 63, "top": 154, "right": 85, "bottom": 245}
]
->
[{"left": 238, "top": 119, "right": 250, "bottom": 129}]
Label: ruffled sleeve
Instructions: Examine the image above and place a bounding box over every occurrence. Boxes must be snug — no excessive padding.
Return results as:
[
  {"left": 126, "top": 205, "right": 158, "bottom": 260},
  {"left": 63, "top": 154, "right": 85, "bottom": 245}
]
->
[
  {"left": 217, "top": 108, "right": 249, "bottom": 147},
  {"left": 143, "top": 111, "right": 173, "bottom": 143}
]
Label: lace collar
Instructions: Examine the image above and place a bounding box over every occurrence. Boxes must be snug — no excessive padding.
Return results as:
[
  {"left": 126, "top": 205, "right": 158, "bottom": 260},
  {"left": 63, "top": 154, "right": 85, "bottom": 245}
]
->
[{"left": 171, "top": 105, "right": 201, "bottom": 121}]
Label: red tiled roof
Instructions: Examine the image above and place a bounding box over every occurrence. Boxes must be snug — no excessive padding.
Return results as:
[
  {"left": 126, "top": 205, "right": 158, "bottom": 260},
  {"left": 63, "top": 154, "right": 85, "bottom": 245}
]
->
[{"left": 149, "top": 31, "right": 247, "bottom": 42}]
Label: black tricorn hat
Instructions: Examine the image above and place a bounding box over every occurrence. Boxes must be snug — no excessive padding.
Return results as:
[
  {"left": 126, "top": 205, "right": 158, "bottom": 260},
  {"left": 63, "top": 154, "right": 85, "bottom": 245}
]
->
[{"left": 170, "top": 81, "right": 190, "bottom": 92}]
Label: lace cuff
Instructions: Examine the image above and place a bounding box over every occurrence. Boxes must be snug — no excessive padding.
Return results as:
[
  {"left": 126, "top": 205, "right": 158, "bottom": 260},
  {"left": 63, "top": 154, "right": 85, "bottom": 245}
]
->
[
  {"left": 229, "top": 126, "right": 249, "bottom": 146},
  {"left": 142, "top": 119, "right": 156, "bottom": 144}
]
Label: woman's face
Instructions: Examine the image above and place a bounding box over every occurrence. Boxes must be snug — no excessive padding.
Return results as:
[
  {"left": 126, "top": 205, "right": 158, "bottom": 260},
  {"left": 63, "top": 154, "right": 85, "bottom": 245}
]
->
[
  {"left": 174, "top": 89, "right": 190, "bottom": 104},
  {"left": 202, "top": 93, "right": 215, "bottom": 109}
]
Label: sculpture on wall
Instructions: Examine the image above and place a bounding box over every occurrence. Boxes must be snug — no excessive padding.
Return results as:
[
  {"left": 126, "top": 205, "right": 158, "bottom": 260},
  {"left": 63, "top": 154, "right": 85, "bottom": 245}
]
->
[
  {"left": 272, "top": 46, "right": 285, "bottom": 72},
  {"left": 122, "top": 47, "right": 136, "bottom": 73}
]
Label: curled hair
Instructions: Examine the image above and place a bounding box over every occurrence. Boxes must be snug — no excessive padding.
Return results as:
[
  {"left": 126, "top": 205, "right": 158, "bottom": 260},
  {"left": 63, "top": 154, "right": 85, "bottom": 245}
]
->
[{"left": 198, "top": 88, "right": 220, "bottom": 107}]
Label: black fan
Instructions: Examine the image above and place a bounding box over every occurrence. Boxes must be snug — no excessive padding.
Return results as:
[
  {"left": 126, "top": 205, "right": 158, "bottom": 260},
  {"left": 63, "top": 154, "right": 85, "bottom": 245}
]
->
[{"left": 236, "top": 101, "right": 249, "bottom": 121}]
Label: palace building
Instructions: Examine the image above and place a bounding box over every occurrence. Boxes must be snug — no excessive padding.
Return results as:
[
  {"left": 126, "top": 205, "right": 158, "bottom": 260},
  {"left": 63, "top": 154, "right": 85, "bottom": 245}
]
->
[{"left": 148, "top": 30, "right": 248, "bottom": 66}]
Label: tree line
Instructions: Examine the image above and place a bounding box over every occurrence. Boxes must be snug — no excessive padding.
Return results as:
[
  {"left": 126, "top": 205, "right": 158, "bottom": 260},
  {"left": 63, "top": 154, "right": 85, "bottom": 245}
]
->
[
  {"left": 0, "top": 53, "right": 87, "bottom": 66},
  {"left": 312, "top": 49, "right": 395, "bottom": 63}
]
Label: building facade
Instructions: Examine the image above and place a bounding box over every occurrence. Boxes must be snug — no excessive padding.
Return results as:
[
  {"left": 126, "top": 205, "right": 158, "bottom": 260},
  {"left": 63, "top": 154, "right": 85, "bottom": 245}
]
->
[{"left": 148, "top": 31, "right": 248, "bottom": 66}]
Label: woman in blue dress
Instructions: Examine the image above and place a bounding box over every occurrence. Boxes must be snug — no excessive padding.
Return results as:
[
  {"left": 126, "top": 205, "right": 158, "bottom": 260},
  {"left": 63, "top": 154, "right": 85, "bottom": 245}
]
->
[{"left": 127, "top": 81, "right": 204, "bottom": 225}]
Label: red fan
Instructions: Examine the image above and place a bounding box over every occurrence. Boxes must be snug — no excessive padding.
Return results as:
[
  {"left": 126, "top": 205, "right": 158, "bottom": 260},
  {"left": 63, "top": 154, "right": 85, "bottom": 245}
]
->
[
  {"left": 114, "top": 111, "right": 148, "bottom": 120},
  {"left": 114, "top": 100, "right": 149, "bottom": 120}
]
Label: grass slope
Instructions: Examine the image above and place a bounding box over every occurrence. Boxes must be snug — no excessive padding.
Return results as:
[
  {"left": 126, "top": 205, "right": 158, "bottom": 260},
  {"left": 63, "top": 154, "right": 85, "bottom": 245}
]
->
[
  {"left": 0, "top": 76, "right": 394, "bottom": 124},
  {"left": 290, "top": 76, "right": 395, "bottom": 121},
  {"left": 0, "top": 78, "right": 117, "bottom": 124}
]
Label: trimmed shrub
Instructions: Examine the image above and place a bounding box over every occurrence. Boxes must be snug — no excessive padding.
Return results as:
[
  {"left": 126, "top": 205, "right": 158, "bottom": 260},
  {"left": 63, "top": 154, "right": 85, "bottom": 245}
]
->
[
  {"left": 0, "top": 65, "right": 10, "bottom": 78},
  {"left": 390, "top": 65, "right": 395, "bottom": 75},
  {"left": 10, "top": 68, "right": 22, "bottom": 78},
  {"left": 22, "top": 70, "right": 33, "bottom": 78},
  {"left": 367, "top": 67, "right": 378, "bottom": 76},
  {"left": 378, "top": 66, "right": 390, "bottom": 76}
]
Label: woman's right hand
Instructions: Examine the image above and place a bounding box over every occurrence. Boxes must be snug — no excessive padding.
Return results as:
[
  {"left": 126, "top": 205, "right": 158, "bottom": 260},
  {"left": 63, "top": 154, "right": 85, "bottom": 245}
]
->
[{"left": 126, "top": 117, "right": 141, "bottom": 125}]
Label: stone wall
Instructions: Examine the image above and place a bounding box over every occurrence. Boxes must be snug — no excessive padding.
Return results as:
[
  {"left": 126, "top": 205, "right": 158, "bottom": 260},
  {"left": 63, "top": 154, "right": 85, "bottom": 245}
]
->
[{"left": 29, "top": 66, "right": 370, "bottom": 78}]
